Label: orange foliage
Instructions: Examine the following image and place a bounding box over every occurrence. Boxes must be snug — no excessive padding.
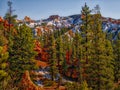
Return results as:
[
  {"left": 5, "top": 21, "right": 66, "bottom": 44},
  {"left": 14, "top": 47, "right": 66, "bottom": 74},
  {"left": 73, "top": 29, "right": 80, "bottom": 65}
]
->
[
  {"left": 0, "top": 17, "right": 3, "bottom": 22},
  {"left": 34, "top": 40, "right": 49, "bottom": 62},
  {"left": 72, "top": 70, "right": 78, "bottom": 79},
  {"left": 35, "top": 60, "right": 48, "bottom": 68},
  {"left": 0, "top": 17, "right": 14, "bottom": 34},
  {"left": 37, "top": 28, "right": 42, "bottom": 36},
  {"left": 65, "top": 50, "right": 72, "bottom": 65},
  {"left": 34, "top": 40, "right": 42, "bottom": 53},
  {"left": 2, "top": 45, "right": 8, "bottom": 53}
]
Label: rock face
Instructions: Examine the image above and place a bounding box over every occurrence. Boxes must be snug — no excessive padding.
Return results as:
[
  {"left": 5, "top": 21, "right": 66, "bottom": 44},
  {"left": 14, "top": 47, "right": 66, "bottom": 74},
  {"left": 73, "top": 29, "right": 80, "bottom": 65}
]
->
[
  {"left": 49, "top": 15, "right": 60, "bottom": 20},
  {"left": 24, "top": 16, "right": 34, "bottom": 23},
  {"left": 21, "top": 71, "right": 43, "bottom": 90}
]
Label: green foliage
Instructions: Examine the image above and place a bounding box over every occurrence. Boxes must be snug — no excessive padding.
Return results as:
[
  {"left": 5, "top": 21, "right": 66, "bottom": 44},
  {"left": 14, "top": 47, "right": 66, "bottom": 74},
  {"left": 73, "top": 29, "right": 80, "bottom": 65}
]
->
[
  {"left": 0, "top": 22, "right": 8, "bottom": 46},
  {"left": 4, "top": 13, "right": 17, "bottom": 25},
  {"left": 81, "top": 3, "right": 94, "bottom": 83},
  {"left": 113, "top": 35, "right": 120, "bottom": 82},
  {"left": 73, "top": 31, "right": 84, "bottom": 84},
  {"left": 0, "top": 46, "right": 9, "bottom": 81},
  {"left": 54, "top": 28, "right": 70, "bottom": 38},
  {"left": 43, "top": 80, "right": 57, "bottom": 87},
  {"left": 1, "top": 2, "right": 118, "bottom": 89},
  {"left": 64, "top": 81, "right": 90, "bottom": 90},
  {"left": 56, "top": 36, "right": 65, "bottom": 70},
  {"left": 87, "top": 14, "right": 114, "bottom": 90},
  {"left": 115, "top": 85, "right": 120, "bottom": 90},
  {"left": 80, "top": 81, "right": 89, "bottom": 90},
  {"left": 0, "top": 46, "right": 9, "bottom": 90},
  {"left": 48, "top": 32, "right": 59, "bottom": 81},
  {"left": 8, "top": 24, "right": 37, "bottom": 85}
]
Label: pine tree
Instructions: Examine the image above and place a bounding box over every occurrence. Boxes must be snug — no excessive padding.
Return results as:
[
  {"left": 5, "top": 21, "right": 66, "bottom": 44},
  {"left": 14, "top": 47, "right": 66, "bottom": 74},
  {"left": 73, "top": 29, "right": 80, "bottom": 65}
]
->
[
  {"left": 73, "top": 31, "right": 84, "bottom": 84},
  {"left": 81, "top": 3, "right": 93, "bottom": 63},
  {"left": 8, "top": 24, "right": 37, "bottom": 85},
  {"left": 3, "top": 0, "right": 18, "bottom": 40},
  {"left": 114, "top": 33, "right": 120, "bottom": 82},
  {"left": 81, "top": 3, "right": 94, "bottom": 82},
  {"left": 0, "top": 30, "right": 9, "bottom": 89},
  {"left": 0, "top": 22, "right": 8, "bottom": 46},
  {"left": 0, "top": 21, "right": 10, "bottom": 89},
  {"left": 63, "top": 34, "right": 72, "bottom": 65},
  {"left": 71, "top": 40, "right": 77, "bottom": 64},
  {"left": 56, "top": 35, "right": 64, "bottom": 72},
  {"left": 80, "top": 81, "right": 89, "bottom": 90},
  {"left": 87, "top": 14, "right": 114, "bottom": 90},
  {"left": 105, "top": 40, "right": 114, "bottom": 87},
  {"left": 0, "top": 46, "right": 9, "bottom": 89},
  {"left": 49, "top": 32, "right": 58, "bottom": 81},
  {"left": 4, "top": 1, "right": 17, "bottom": 25}
]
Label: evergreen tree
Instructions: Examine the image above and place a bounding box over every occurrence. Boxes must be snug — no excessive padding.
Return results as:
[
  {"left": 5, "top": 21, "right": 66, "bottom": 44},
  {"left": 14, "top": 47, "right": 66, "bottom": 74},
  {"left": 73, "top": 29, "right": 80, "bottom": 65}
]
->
[
  {"left": 56, "top": 35, "right": 64, "bottom": 72},
  {"left": 4, "top": 0, "right": 18, "bottom": 49},
  {"left": 80, "top": 81, "right": 89, "bottom": 90},
  {"left": 71, "top": 40, "right": 77, "bottom": 64},
  {"left": 4, "top": 1, "right": 17, "bottom": 25},
  {"left": 87, "top": 14, "right": 114, "bottom": 90},
  {"left": 63, "top": 34, "right": 72, "bottom": 65},
  {"left": 0, "top": 26, "right": 9, "bottom": 89},
  {"left": 114, "top": 33, "right": 120, "bottom": 82},
  {"left": 81, "top": 3, "right": 93, "bottom": 63},
  {"left": 73, "top": 31, "right": 84, "bottom": 84},
  {"left": 8, "top": 24, "right": 37, "bottom": 85},
  {"left": 81, "top": 3, "right": 94, "bottom": 82},
  {"left": 0, "top": 46, "right": 9, "bottom": 89},
  {"left": 0, "top": 22, "right": 10, "bottom": 89},
  {"left": 0, "top": 22, "right": 8, "bottom": 46},
  {"left": 49, "top": 32, "right": 58, "bottom": 81}
]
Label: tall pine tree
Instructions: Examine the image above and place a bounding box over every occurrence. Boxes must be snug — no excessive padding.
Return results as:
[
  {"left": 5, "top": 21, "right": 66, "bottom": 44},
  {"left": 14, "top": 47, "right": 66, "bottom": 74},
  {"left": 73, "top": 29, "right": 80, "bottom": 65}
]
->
[
  {"left": 73, "top": 31, "right": 84, "bottom": 84},
  {"left": 113, "top": 33, "right": 120, "bottom": 82},
  {"left": 87, "top": 14, "right": 114, "bottom": 90},
  {"left": 8, "top": 24, "right": 37, "bottom": 85},
  {"left": 56, "top": 35, "right": 64, "bottom": 72},
  {"left": 81, "top": 3, "right": 94, "bottom": 82},
  {"left": 0, "top": 47, "right": 9, "bottom": 89},
  {"left": 48, "top": 32, "right": 58, "bottom": 81},
  {"left": 0, "top": 25, "right": 9, "bottom": 89}
]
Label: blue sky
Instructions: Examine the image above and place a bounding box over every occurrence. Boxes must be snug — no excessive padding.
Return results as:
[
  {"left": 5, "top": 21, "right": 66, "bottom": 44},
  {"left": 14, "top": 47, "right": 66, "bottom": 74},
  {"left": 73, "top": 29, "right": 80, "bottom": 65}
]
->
[{"left": 0, "top": 0, "right": 120, "bottom": 20}]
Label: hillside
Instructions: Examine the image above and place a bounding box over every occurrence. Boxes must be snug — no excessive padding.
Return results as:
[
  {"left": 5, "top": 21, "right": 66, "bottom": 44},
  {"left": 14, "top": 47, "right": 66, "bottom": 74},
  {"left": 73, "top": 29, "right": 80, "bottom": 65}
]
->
[{"left": 17, "top": 14, "right": 120, "bottom": 40}]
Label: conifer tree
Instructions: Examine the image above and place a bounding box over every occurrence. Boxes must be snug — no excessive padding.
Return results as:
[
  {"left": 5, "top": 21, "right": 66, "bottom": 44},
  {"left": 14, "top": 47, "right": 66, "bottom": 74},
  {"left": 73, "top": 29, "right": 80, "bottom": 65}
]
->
[
  {"left": 0, "top": 22, "right": 8, "bottom": 46},
  {"left": 81, "top": 3, "right": 93, "bottom": 63},
  {"left": 56, "top": 35, "right": 64, "bottom": 72},
  {"left": 71, "top": 40, "right": 77, "bottom": 64},
  {"left": 114, "top": 33, "right": 120, "bottom": 82},
  {"left": 4, "top": 0, "right": 17, "bottom": 39},
  {"left": 8, "top": 24, "right": 37, "bottom": 85},
  {"left": 87, "top": 14, "right": 114, "bottom": 90},
  {"left": 0, "top": 46, "right": 9, "bottom": 89},
  {"left": 0, "top": 27, "right": 9, "bottom": 89},
  {"left": 63, "top": 34, "right": 72, "bottom": 65},
  {"left": 0, "top": 29, "right": 8, "bottom": 81},
  {"left": 4, "top": 1, "right": 17, "bottom": 25},
  {"left": 73, "top": 31, "right": 84, "bottom": 84},
  {"left": 80, "top": 81, "right": 89, "bottom": 90},
  {"left": 49, "top": 32, "right": 58, "bottom": 81},
  {"left": 81, "top": 3, "right": 94, "bottom": 82},
  {"left": 0, "top": 22, "right": 10, "bottom": 89},
  {"left": 61, "top": 35, "right": 69, "bottom": 73}
]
